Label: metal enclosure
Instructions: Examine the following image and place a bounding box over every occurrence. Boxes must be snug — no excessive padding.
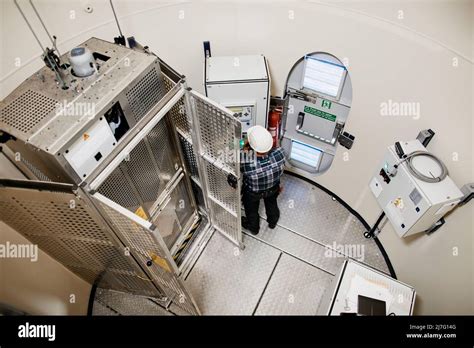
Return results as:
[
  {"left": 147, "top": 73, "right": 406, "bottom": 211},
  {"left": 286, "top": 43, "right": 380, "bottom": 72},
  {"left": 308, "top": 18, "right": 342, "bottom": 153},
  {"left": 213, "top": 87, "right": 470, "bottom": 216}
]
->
[
  {"left": 282, "top": 52, "right": 353, "bottom": 176},
  {"left": 369, "top": 140, "right": 463, "bottom": 237},
  {"left": 0, "top": 38, "right": 243, "bottom": 315},
  {"left": 205, "top": 55, "right": 270, "bottom": 133}
]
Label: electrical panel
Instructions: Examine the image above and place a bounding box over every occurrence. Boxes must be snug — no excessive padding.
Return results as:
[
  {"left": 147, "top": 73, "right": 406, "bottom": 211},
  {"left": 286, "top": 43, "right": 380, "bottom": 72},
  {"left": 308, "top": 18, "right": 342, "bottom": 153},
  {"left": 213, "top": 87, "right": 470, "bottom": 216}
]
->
[
  {"left": 205, "top": 55, "right": 270, "bottom": 133},
  {"left": 226, "top": 104, "right": 255, "bottom": 131},
  {"left": 369, "top": 140, "right": 463, "bottom": 237}
]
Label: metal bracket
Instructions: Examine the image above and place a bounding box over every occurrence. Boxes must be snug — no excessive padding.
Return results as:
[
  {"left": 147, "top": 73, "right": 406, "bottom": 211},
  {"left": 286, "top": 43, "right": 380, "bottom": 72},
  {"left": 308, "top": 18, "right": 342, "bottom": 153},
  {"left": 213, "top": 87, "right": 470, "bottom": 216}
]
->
[
  {"left": 203, "top": 41, "right": 211, "bottom": 58},
  {"left": 460, "top": 183, "right": 474, "bottom": 206},
  {"left": 364, "top": 227, "right": 381, "bottom": 239},
  {"left": 425, "top": 218, "right": 445, "bottom": 235},
  {"left": 338, "top": 131, "right": 355, "bottom": 149},
  {"left": 331, "top": 121, "right": 345, "bottom": 145}
]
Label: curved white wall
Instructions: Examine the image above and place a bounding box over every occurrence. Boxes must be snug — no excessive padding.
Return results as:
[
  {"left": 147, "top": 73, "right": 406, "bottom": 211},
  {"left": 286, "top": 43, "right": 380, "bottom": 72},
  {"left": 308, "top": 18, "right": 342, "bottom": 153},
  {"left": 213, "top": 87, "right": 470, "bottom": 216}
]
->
[{"left": 1, "top": 0, "right": 472, "bottom": 314}]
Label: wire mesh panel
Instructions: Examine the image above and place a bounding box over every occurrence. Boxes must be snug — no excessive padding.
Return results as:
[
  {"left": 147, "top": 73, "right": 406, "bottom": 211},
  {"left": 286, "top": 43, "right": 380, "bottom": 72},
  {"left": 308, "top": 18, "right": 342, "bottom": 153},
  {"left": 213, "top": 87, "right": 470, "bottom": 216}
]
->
[
  {"left": 96, "top": 117, "right": 179, "bottom": 216},
  {"left": 126, "top": 66, "right": 168, "bottom": 123},
  {"left": 93, "top": 288, "right": 173, "bottom": 316},
  {"left": 191, "top": 93, "right": 240, "bottom": 174},
  {"left": 19, "top": 157, "right": 52, "bottom": 182},
  {"left": 0, "top": 181, "right": 163, "bottom": 298},
  {"left": 154, "top": 178, "right": 195, "bottom": 249},
  {"left": 169, "top": 96, "right": 191, "bottom": 137},
  {"left": 165, "top": 79, "right": 205, "bottom": 212},
  {"left": 187, "top": 90, "right": 242, "bottom": 246},
  {"left": 91, "top": 193, "right": 200, "bottom": 315},
  {"left": 178, "top": 133, "right": 199, "bottom": 178},
  {"left": 0, "top": 89, "right": 58, "bottom": 137}
]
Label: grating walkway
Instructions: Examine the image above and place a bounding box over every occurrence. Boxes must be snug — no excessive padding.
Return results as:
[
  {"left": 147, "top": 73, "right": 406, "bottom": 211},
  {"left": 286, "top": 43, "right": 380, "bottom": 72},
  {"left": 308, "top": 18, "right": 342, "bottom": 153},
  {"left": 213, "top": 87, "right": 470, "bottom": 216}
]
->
[{"left": 93, "top": 174, "right": 390, "bottom": 315}]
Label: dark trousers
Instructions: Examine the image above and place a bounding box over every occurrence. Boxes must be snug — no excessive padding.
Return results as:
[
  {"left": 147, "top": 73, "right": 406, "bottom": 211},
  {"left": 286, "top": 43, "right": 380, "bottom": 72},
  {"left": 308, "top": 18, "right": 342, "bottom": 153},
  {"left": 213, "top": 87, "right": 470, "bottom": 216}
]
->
[{"left": 242, "top": 185, "right": 280, "bottom": 234}]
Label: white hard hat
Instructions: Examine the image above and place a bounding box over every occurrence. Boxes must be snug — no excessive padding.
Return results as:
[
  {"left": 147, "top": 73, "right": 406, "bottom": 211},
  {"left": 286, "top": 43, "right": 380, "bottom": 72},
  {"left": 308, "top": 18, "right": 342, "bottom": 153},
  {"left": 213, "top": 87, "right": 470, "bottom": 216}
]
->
[{"left": 247, "top": 125, "right": 273, "bottom": 153}]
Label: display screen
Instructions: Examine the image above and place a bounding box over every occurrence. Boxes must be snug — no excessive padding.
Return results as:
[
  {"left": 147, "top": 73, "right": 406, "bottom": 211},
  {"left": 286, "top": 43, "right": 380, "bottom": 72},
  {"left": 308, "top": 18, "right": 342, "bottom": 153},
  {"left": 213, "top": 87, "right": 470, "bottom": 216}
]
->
[
  {"left": 302, "top": 57, "right": 346, "bottom": 98},
  {"left": 290, "top": 140, "right": 322, "bottom": 168}
]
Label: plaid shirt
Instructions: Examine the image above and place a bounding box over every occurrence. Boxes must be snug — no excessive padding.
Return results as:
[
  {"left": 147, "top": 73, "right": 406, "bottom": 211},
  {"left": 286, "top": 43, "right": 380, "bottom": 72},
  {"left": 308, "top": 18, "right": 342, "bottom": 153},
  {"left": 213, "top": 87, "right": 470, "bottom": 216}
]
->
[{"left": 241, "top": 148, "right": 285, "bottom": 193}]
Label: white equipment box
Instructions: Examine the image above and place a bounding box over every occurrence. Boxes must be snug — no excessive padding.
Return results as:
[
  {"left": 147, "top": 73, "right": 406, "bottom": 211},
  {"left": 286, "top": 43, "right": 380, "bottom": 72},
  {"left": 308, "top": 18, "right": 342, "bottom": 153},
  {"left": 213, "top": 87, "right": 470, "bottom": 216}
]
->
[
  {"left": 369, "top": 140, "right": 463, "bottom": 237},
  {"left": 205, "top": 55, "right": 270, "bottom": 133},
  {"left": 318, "top": 259, "right": 416, "bottom": 315}
]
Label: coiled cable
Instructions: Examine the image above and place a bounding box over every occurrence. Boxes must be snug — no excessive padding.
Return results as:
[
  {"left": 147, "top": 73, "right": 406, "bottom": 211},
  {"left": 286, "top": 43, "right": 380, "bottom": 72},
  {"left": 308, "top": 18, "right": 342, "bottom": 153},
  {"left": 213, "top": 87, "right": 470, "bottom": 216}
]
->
[{"left": 398, "top": 151, "right": 448, "bottom": 183}]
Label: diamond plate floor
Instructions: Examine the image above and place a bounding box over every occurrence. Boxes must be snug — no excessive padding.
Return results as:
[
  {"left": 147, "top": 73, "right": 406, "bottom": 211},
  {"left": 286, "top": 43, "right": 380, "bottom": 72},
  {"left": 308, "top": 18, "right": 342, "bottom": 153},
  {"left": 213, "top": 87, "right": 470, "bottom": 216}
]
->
[
  {"left": 93, "top": 173, "right": 391, "bottom": 315},
  {"left": 184, "top": 232, "right": 281, "bottom": 315},
  {"left": 259, "top": 174, "right": 390, "bottom": 274},
  {"left": 254, "top": 254, "right": 333, "bottom": 315},
  {"left": 250, "top": 220, "right": 343, "bottom": 275}
]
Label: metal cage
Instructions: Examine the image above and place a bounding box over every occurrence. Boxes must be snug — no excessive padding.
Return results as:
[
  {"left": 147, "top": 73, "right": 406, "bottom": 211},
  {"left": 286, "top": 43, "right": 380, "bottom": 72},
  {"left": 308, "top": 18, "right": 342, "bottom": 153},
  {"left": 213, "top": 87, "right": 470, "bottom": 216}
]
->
[{"left": 0, "top": 40, "right": 243, "bottom": 315}]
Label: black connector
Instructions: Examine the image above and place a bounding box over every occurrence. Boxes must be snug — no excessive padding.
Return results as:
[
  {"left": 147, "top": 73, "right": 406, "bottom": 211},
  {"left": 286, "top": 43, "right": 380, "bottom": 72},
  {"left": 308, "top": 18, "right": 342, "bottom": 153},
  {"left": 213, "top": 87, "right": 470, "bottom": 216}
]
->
[
  {"left": 114, "top": 35, "right": 126, "bottom": 46},
  {"left": 338, "top": 131, "right": 355, "bottom": 149},
  {"left": 394, "top": 141, "right": 405, "bottom": 159},
  {"left": 379, "top": 168, "right": 391, "bottom": 184},
  {"left": 417, "top": 129, "right": 435, "bottom": 147}
]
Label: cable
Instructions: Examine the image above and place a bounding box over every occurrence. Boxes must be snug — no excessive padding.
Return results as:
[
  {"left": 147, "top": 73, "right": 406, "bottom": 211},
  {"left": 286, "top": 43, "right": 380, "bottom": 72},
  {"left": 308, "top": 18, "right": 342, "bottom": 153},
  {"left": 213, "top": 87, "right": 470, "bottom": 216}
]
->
[
  {"left": 398, "top": 151, "right": 448, "bottom": 183},
  {"left": 87, "top": 277, "right": 100, "bottom": 316},
  {"left": 363, "top": 213, "right": 398, "bottom": 283},
  {"left": 29, "top": 0, "right": 63, "bottom": 58},
  {"left": 364, "top": 211, "right": 385, "bottom": 239},
  {"left": 13, "top": 0, "right": 45, "bottom": 52},
  {"left": 14, "top": 0, "right": 67, "bottom": 89},
  {"left": 109, "top": 0, "right": 123, "bottom": 37}
]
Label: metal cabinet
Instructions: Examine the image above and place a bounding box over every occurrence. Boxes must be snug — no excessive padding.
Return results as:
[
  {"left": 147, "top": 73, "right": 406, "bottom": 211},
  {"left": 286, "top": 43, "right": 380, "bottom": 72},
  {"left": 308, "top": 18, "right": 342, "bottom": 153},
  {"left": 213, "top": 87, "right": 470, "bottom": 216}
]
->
[{"left": 0, "top": 38, "right": 242, "bottom": 315}]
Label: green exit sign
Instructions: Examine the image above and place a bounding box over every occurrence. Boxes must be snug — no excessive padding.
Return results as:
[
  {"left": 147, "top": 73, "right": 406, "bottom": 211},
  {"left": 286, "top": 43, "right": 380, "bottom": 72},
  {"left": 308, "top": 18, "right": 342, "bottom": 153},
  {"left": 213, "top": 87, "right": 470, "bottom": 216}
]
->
[
  {"left": 321, "top": 99, "right": 332, "bottom": 109},
  {"left": 304, "top": 105, "right": 337, "bottom": 122}
]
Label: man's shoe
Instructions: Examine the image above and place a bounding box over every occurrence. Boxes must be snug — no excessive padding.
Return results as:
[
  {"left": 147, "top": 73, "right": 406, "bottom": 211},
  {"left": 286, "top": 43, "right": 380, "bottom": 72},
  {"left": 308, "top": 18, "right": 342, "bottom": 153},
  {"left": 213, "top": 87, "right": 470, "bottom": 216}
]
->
[
  {"left": 268, "top": 223, "right": 277, "bottom": 229},
  {"left": 242, "top": 217, "right": 259, "bottom": 235},
  {"left": 241, "top": 216, "right": 248, "bottom": 230}
]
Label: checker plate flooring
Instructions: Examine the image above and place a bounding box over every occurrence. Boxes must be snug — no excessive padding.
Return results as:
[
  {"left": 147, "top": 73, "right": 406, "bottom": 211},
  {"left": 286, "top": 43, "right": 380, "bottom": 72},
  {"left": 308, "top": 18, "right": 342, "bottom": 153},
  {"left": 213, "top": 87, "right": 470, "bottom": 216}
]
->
[{"left": 93, "top": 174, "right": 391, "bottom": 315}]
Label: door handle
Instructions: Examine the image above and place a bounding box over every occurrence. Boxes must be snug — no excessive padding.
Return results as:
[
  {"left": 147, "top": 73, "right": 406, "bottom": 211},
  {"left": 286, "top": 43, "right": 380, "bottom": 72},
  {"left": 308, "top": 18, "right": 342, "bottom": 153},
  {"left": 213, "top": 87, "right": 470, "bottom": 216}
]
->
[{"left": 296, "top": 112, "right": 305, "bottom": 130}]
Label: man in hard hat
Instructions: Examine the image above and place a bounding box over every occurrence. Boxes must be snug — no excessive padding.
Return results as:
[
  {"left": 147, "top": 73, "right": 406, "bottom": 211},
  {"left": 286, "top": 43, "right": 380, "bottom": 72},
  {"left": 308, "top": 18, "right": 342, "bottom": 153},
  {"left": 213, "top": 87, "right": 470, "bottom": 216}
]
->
[{"left": 241, "top": 125, "right": 285, "bottom": 235}]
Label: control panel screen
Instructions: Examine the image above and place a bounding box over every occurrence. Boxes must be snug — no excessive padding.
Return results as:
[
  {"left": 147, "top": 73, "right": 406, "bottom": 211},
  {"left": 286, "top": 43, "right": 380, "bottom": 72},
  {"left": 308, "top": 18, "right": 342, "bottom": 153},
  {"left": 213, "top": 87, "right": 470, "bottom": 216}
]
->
[
  {"left": 302, "top": 57, "right": 346, "bottom": 98},
  {"left": 227, "top": 104, "right": 254, "bottom": 133},
  {"left": 290, "top": 140, "right": 322, "bottom": 168}
]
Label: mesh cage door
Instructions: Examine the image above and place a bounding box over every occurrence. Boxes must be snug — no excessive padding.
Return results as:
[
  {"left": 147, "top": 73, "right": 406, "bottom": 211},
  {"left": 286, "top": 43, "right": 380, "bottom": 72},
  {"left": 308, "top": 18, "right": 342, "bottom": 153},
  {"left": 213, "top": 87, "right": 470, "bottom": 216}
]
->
[
  {"left": 89, "top": 192, "right": 200, "bottom": 315},
  {"left": 0, "top": 179, "right": 165, "bottom": 297},
  {"left": 186, "top": 90, "right": 243, "bottom": 247}
]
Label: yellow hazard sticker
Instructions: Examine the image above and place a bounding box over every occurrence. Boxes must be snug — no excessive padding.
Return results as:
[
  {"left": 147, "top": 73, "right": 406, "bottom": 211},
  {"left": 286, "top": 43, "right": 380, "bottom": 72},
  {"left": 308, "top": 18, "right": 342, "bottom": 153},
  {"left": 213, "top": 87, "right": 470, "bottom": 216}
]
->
[
  {"left": 149, "top": 252, "right": 171, "bottom": 272},
  {"left": 134, "top": 206, "right": 148, "bottom": 220},
  {"left": 83, "top": 133, "right": 90, "bottom": 141}
]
